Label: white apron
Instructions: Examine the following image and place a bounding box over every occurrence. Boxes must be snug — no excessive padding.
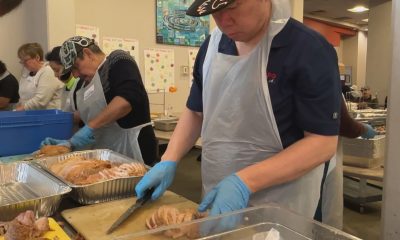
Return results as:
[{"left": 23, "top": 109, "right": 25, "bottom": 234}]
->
[
  {"left": 322, "top": 139, "right": 343, "bottom": 229},
  {"left": 0, "top": 71, "right": 17, "bottom": 110},
  {"left": 201, "top": 0, "right": 325, "bottom": 218},
  {"left": 76, "top": 71, "right": 150, "bottom": 163},
  {"left": 61, "top": 79, "right": 79, "bottom": 112}
]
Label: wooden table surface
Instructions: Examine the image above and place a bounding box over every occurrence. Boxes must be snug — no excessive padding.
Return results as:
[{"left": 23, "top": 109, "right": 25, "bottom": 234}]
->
[{"left": 62, "top": 191, "right": 198, "bottom": 240}]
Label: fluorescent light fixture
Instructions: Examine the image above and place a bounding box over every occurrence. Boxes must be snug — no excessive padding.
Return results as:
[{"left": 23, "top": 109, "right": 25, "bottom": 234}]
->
[
  {"left": 347, "top": 6, "right": 369, "bottom": 13},
  {"left": 362, "top": 18, "right": 369, "bottom": 22}
]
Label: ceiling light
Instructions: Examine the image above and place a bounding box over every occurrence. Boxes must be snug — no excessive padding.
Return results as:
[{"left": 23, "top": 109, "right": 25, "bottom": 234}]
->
[
  {"left": 347, "top": 6, "right": 369, "bottom": 13},
  {"left": 362, "top": 18, "right": 369, "bottom": 22}
]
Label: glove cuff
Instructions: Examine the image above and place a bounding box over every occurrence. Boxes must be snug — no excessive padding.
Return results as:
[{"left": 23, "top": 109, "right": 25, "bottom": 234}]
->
[
  {"left": 233, "top": 174, "right": 252, "bottom": 196},
  {"left": 159, "top": 160, "right": 177, "bottom": 167}
]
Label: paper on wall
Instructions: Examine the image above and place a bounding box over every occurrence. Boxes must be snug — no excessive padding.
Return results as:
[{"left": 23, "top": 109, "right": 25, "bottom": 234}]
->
[
  {"left": 144, "top": 48, "right": 175, "bottom": 92},
  {"left": 76, "top": 24, "right": 100, "bottom": 45},
  {"left": 102, "top": 37, "right": 140, "bottom": 66},
  {"left": 121, "top": 38, "right": 140, "bottom": 64},
  {"left": 103, "top": 37, "right": 123, "bottom": 55}
]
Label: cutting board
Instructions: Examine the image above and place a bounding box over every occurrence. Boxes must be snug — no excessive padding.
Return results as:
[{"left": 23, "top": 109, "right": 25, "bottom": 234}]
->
[
  {"left": 0, "top": 218, "right": 70, "bottom": 240},
  {"left": 62, "top": 191, "right": 198, "bottom": 240}
]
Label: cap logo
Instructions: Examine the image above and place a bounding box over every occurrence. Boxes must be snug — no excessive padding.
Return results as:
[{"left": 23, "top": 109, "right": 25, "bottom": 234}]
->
[
  {"left": 197, "top": 0, "right": 211, "bottom": 15},
  {"left": 212, "top": 0, "right": 229, "bottom": 10},
  {"left": 197, "top": 0, "right": 229, "bottom": 15}
]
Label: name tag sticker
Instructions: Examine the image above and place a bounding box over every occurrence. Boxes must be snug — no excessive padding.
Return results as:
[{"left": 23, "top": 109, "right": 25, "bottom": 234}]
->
[{"left": 84, "top": 84, "right": 95, "bottom": 101}]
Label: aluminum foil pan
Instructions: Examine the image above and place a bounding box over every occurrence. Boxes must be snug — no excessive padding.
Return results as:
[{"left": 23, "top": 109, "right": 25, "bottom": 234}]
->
[
  {"left": 0, "top": 162, "right": 71, "bottom": 221},
  {"left": 34, "top": 149, "right": 147, "bottom": 205}
]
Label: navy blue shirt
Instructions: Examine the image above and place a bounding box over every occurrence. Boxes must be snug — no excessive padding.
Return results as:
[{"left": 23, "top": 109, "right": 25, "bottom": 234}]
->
[{"left": 187, "top": 18, "right": 341, "bottom": 148}]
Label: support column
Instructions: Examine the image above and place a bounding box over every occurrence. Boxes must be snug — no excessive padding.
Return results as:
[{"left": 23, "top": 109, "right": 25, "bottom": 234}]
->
[
  {"left": 290, "top": 0, "right": 303, "bottom": 22},
  {"left": 382, "top": 0, "right": 400, "bottom": 239}
]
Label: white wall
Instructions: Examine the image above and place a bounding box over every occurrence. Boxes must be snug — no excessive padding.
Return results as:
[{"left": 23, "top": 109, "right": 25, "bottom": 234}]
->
[
  {"left": 342, "top": 35, "right": 359, "bottom": 85},
  {"left": 341, "top": 31, "right": 368, "bottom": 87},
  {"left": 366, "top": 1, "right": 392, "bottom": 104},
  {"left": 335, "top": 43, "right": 343, "bottom": 62},
  {"left": 290, "top": 0, "right": 304, "bottom": 22},
  {"left": 356, "top": 31, "right": 367, "bottom": 87},
  {"left": 382, "top": 0, "right": 400, "bottom": 238},
  {"left": 47, "top": 0, "right": 76, "bottom": 49},
  {"left": 0, "top": 0, "right": 48, "bottom": 78}
]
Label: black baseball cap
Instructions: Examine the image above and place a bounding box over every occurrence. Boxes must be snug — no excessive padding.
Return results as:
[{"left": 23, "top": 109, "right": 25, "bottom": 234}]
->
[{"left": 186, "top": 0, "right": 235, "bottom": 17}]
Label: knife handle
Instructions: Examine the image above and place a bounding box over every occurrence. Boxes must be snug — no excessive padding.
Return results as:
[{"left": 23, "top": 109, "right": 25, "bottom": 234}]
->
[{"left": 137, "top": 187, "right": 155, "bottom": 205}]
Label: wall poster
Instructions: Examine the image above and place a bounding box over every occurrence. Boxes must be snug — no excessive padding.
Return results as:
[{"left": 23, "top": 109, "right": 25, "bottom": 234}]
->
[
  {"left": 144, "top": 48, "right": 175, "bottom": 92},
  {"left": 156, "top": 0, "right": 209, "bottom": 47},
  {"left": 103, "top": 37, "right": 140, "bottom": 65},
  {"left": 76, "top": 24, "right": 100, "bottom": 44}
]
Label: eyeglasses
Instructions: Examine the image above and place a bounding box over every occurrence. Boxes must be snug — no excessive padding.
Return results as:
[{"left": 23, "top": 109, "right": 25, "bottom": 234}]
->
[{"left": 19, "top": 57, "right": 33, "bottom": 64}]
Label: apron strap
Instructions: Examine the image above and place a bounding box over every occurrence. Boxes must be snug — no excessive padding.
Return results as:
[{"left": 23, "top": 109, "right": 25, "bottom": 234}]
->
[{"left": 130, "top": 122, "right": 153, "bottom": 163}]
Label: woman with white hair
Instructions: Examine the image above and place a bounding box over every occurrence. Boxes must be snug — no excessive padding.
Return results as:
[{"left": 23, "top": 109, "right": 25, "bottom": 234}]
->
[{"left": 15, "top": 42, "right": 64, "bottom": 111}]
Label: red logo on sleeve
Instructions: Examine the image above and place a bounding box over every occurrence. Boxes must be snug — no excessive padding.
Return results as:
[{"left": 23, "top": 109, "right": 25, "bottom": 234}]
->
[{"left": 267, "top": 71, "right": 277, "bottom": 83}]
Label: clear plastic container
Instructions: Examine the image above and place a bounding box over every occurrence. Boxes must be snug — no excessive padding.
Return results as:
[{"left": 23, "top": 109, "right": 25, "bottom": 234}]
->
[{"left": 114, "top": 205, "right": 361, "bottom": 240}]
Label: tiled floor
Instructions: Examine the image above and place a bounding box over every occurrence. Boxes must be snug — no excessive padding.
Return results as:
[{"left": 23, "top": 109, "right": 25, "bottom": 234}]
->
[{"left": 169, "top": 148, "right": 381, "bottom": 240}]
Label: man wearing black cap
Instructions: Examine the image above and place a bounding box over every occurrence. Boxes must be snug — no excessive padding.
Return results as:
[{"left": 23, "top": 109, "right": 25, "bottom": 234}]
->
[
  {"left": 42, "top": 36, "right": 158, "bottom": 166},
  {"left": 136, "top": 0, "right": 341, "bottom": 225}
]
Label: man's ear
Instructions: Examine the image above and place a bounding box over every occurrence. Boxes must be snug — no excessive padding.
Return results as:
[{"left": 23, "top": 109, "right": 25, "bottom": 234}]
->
[{"left": 82, "top": 48, "right": 92, "bottom": 59}]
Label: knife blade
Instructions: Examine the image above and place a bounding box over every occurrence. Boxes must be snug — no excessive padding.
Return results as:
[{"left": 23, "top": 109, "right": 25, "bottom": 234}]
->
[{"left": 106, "top": 188, "right": 155, "bottom": 234}]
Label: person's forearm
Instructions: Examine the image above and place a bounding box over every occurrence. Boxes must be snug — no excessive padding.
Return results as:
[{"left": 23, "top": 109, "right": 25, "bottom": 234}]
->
[
  {"left": 237, "top": 133, "right": 338, "bottom": 193},
  {"left": 87, "top": 96, "right": 132, "bottom": 129},
  {"left": 161, "top": 107, "right": 203, "bottom": 162},
  {"left": 73, "top": 111, "right": 81, "bottom": 124},
  {"left": 340, "top": 98, "right": 364, "bottom": 138},
  {"left": 0, "top": 97, "right": 10, "bottom": 109}
]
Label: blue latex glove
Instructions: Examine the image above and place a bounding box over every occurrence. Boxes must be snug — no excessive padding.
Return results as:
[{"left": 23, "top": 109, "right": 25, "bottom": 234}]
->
[
  {"left": 361, "top": 123, "right": 377, "bottom": 139},
  {"left": 70, "top": 125, "right": 95, "bottom": 149},
  {"left": 41, "top": 137, "right": 70, "bottom": 147},
  {"left": 135, "top": 161, "right": 177, "bottom": 200},
  {"left": 198, "top": 174, "right": 251, "bottom": 235}
]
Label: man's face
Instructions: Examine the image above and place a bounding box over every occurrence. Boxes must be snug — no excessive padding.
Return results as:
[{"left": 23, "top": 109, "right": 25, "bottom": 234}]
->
[
  {"left": 362, "top": 88, "right": 371, "bottom": 98},
  {"left": 212, "top": 0, "right": 271, "bottom": 42},
  {"left": 73, "top": 49, "right": 97, "bottom": 81}
]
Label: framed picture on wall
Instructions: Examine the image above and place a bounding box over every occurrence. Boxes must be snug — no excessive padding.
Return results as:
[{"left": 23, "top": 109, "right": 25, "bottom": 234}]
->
[{"left": 156, "top": 0, "right": 210, "bottom": 47}]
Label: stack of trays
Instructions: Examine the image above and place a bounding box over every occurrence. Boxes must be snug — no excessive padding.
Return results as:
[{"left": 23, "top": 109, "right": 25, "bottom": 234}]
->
[
  {"left": 153, "top": 117, "right": 178, "bottom": 131},
  {"left": 34, "top": 149, "right": 147, "bottom": 205},
  {"left": 342, "top": 135, "right": 386, "bottom": 168},
  {"left": 0, "top": 162, "right": 71, "bottom": 221}
]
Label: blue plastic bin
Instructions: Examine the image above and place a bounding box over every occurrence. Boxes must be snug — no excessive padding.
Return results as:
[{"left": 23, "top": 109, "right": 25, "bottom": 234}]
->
[{"left": 0, "top": 110, "right": 73, "bottom": 157}]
